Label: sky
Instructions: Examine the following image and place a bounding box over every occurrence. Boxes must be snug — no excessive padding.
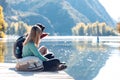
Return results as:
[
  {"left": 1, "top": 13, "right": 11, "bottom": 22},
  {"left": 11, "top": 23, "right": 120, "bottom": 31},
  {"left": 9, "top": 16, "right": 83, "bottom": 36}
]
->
[{"left": 99, "top": 0, "right": 120, "bottom": 21}]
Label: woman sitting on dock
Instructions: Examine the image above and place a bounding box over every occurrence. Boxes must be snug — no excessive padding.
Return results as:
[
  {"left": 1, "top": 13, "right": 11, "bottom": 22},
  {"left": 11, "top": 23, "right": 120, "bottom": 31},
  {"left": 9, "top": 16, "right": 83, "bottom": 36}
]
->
[{"left": 15, "top": 25, "right": 67, "bottom": 71}]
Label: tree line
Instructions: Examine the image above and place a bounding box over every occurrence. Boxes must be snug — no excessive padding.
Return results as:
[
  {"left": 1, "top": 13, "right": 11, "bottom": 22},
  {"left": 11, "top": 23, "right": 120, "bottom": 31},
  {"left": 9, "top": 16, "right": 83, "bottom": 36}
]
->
[
  {"left": 72, "top": 22, "right": 119, "bottom": 36},
  {"left": 5, "top": 21, "right": 120, "bottom": 36},
  {"left": 6, "top": 21, "right": 31, "bottom": 36}
]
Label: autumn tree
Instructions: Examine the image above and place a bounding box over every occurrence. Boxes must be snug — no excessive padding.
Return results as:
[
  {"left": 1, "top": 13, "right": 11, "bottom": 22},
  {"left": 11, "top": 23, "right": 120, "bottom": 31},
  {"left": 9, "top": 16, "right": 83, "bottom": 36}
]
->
[
  {"left": 6, "top": 21, "right": 31, "bottom": 36},
  {"left": 0, "top": 5, "right": 7, "bottom": 62},
  {"left": 117, "top": 22, "right": 120, "bottom": 33},
  {"left": 0, "top": 6, "right": 7, "bottom": 38},
  {"left": 72, "top": 22, "right": 117, "bottom": 36}
]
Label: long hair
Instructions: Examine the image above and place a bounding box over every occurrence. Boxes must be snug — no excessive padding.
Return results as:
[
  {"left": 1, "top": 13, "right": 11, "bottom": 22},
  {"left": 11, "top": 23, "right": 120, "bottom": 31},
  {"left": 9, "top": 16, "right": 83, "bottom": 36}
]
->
[{"left": 23, "top": 26, "right": 42, "bottom": 47}]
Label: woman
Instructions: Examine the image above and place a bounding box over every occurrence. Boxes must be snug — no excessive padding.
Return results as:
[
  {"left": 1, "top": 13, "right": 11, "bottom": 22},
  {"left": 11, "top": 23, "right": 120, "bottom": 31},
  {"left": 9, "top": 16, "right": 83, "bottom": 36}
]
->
[
  {"left": 17, "top": 25, "right": 66, "bottom": 71},
  {"left": 13, "top": 23, "right": 48, "bottom": 59},
  {"left": 22, "top": 26, "right": 47, "bottom": 61}
]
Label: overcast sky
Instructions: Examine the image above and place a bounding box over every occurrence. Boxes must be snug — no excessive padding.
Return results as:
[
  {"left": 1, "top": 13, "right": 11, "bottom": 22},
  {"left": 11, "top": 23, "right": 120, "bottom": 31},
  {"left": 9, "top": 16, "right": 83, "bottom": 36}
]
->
[{"left": 99, "top": 0, "right": 120, "bottom": 21}]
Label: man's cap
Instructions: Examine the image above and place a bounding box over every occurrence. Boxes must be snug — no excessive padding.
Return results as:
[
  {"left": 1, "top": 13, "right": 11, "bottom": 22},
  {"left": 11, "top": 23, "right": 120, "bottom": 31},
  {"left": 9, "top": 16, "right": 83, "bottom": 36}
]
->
[{"left": 36, "top": 23, "right": 45, "bottom": 32}]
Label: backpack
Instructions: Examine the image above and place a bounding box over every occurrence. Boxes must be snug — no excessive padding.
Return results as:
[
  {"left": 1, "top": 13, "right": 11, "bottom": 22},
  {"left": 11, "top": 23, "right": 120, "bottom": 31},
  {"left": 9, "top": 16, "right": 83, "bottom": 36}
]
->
[{"left": 13, "top": 35, "right": 26, "bottom": 59}]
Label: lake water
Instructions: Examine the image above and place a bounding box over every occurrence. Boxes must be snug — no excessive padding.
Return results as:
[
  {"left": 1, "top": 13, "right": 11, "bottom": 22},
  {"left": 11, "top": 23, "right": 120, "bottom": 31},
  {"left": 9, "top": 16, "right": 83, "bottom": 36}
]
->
[{"left": 0, "top": 36, "right": 120, "bottom": 80}]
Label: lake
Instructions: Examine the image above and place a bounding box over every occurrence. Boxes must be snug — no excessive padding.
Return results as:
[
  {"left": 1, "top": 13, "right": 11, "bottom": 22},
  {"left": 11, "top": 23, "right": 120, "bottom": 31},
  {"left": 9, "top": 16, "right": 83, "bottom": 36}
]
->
[{"left": 0, "top": 36, "right": 120, "bottom": 80}]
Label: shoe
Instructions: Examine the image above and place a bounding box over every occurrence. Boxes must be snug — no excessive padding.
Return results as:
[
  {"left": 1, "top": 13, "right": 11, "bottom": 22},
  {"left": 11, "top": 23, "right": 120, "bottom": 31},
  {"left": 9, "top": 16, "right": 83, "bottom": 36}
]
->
[
  {"left": 60, "top": 62, "right": 66, "bottom": 65},
  {"left": 57, "top": 64, "right": 67, "bottom": 71}
]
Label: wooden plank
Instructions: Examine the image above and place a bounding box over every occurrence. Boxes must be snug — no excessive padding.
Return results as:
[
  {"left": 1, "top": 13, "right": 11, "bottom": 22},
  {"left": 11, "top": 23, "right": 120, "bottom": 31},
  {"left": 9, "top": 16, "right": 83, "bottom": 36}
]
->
[{"left": 0, "top": 63, "right": 74, "bottom": 80}]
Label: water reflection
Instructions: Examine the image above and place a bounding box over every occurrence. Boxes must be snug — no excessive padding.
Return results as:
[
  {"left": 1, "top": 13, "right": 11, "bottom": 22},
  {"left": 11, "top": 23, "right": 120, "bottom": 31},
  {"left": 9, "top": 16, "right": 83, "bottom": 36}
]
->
[
  {"left": 93, "top": 49, "right": 120, "bottom": 80},
  {"left": 1, "top": 39, "right": 120, "bottom": 80},
  {"left": 41, "top": 40, "right": 112, "bottom": 80},
  {"left": 0, "top": 39, "right": 6, "bottom": 62},
  {"left": 66, "top": 42, "right": 112, "bottom": 80}
]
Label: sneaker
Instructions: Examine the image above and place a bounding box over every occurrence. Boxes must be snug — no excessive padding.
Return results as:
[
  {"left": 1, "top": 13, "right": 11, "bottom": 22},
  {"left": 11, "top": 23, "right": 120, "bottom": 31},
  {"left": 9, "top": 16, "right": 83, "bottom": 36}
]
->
[{"left": 57, "top": 64, "right": 67, "bottom": 71}]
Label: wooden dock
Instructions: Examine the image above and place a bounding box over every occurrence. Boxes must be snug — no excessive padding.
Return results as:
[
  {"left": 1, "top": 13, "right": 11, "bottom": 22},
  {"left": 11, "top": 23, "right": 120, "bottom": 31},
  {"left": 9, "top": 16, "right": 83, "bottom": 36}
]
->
[{"left": 0, "top": 63, "right": 74, "bottom": 80}]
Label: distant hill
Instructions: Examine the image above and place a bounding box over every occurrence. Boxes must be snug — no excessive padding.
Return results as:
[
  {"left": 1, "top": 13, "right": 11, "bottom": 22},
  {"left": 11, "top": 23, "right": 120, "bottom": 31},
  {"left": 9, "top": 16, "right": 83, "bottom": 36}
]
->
[
  {"left": 0, "top": 0, "right": 116, "bottom": 35},
  {"left": 67, "top": 0, "right": 115, "bottom": 26}
]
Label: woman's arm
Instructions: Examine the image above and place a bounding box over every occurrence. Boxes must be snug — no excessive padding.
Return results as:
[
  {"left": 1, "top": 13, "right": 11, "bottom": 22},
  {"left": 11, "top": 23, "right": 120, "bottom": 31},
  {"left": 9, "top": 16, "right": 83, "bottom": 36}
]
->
[{"left": 29, "top": 42, "right": 47, "bottom": 61}]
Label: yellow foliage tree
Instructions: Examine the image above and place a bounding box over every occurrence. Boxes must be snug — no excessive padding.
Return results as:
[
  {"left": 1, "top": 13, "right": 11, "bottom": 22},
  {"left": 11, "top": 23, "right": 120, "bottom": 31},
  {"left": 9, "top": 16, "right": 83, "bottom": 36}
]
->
[
  {"left": 72, "top": 22, "right": 117, "bottom": 36},
  {"left": 117, "top": 22, "right": 120, "bottom": 33},
  {"left": 9, "top": 21, "right": 31, "bottom": 35},
  {"left": 0, "top": 6, "right": 7, "bottom": 62},
  {"left": 0, "top": 5, "right": 8, "bottom": 38}
]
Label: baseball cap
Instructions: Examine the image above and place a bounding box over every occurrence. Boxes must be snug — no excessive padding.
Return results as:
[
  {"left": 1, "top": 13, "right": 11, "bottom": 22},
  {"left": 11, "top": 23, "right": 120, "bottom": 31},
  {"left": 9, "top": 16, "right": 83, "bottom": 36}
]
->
[{"left": 36, "top": 23, "right": 45, "bottom": 32}]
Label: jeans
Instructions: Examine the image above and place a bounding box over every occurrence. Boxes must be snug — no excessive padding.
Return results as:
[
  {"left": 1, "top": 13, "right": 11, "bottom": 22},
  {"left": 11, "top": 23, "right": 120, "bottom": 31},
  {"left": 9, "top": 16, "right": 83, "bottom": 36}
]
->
[{"left": 43, "top": 59, "right": 60, "bottom": 71}]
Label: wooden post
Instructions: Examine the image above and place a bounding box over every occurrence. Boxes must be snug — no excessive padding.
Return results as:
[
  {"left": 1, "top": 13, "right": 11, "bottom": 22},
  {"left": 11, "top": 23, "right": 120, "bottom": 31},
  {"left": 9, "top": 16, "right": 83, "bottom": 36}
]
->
[{"left": 97, "top": 24, "right": 99, "bottom": 43}]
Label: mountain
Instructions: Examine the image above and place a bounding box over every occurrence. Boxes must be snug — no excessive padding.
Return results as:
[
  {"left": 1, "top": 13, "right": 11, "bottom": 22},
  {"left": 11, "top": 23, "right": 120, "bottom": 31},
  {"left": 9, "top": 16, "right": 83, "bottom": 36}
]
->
[
  {"left": 67, "top": 0, "right": 115, "bottom": 26},
  {"left": 0, "top": 0, "right": 116, "bottom": 35}
]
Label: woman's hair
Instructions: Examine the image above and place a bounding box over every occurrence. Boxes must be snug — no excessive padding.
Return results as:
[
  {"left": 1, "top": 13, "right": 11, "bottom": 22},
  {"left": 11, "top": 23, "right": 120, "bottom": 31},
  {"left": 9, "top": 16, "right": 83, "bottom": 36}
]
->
[{"left": 23, "top": 26, "right": 42, "bottom": 47}]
